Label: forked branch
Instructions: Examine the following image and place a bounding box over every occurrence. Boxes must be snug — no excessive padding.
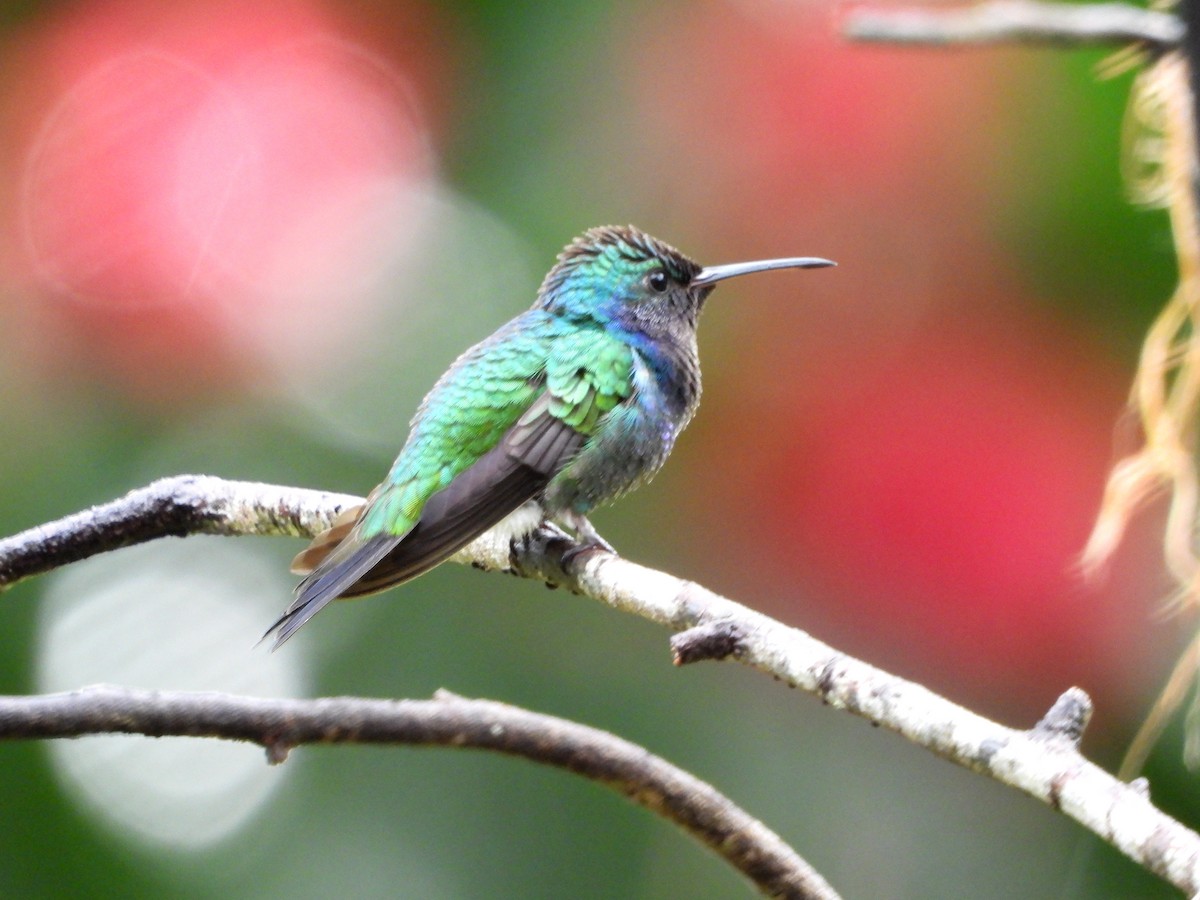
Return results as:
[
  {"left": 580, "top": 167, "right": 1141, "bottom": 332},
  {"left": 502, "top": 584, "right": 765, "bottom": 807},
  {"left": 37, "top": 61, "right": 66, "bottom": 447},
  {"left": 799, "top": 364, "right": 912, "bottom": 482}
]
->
[{"left": 1, "top": 476, "right": 1199, "bottom": 892}]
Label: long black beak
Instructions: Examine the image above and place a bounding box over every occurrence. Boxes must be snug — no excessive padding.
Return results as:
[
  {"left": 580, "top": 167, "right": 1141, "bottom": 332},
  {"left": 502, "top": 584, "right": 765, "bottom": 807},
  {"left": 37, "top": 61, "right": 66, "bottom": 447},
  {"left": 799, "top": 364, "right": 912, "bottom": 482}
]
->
[{"left": 691, "top": 256, "right": 836, "bottom": 287}]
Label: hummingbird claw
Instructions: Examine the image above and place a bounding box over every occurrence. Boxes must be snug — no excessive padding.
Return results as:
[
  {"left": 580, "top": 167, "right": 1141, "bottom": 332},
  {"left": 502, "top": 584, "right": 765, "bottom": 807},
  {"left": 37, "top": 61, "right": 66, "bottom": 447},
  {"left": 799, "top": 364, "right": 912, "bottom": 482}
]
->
[
  {"left": 561, "top": 540, "right": 613, "bottom": 568},
  {"left": 558, "top": 512, "right": 616, "bottom": 567},
  {"left": 534, "top": 520, "right": 573, "bottom": 543}
]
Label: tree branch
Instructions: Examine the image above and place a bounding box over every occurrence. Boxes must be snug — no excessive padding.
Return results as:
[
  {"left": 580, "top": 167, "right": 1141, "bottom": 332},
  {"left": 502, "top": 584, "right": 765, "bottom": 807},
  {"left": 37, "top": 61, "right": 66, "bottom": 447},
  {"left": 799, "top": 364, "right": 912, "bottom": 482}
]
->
[
  {"left": 2, "top": 476, "right": 1200, "bottom": 893},
  {"left": 0, "top": 475, "right": 359, "bottom": 587},
  {"left": 844, "top": 1, "right": 1184, "bottom": 48},
  {"left": 0, "top": 685, "right": 839, "bottom": 900}
]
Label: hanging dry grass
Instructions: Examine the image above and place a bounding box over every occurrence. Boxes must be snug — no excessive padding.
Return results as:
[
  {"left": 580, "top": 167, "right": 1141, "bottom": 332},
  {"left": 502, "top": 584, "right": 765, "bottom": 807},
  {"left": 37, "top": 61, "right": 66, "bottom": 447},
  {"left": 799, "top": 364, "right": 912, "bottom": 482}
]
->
[{"left": 1082, "top": 49, "right": 1200, "bottom": 777}]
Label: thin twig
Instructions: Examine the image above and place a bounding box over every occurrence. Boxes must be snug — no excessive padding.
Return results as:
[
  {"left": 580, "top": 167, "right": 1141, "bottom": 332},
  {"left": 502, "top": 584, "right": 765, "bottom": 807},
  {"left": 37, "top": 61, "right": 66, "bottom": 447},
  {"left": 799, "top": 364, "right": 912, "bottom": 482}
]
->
[
  {"left": 0, "top": 685, "right": 839, "bottom": 900},
  {"left": 2, "top": 477, "right": 1200, "bottom": 892},
  {"left": 845, "top": 1, "right": 1184, "bottom": 48}
]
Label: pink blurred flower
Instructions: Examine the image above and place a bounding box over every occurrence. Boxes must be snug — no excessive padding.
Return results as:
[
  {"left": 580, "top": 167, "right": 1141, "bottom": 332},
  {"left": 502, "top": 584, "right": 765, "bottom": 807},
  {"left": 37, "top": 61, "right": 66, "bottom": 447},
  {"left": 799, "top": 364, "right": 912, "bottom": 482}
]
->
[
  {"left": 2, "top": 0, "right": 454, "bottom": 404},
  {"left": 625, "top": 0, "right": 1164, "bottom": 715}
]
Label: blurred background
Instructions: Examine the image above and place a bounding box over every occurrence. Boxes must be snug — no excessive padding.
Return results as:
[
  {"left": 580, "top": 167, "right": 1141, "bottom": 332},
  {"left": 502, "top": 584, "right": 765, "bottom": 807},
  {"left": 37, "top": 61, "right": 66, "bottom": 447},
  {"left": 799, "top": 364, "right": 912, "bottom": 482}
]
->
[{"left": 0, "top": 0, "right": 1189, "bottom": 896}]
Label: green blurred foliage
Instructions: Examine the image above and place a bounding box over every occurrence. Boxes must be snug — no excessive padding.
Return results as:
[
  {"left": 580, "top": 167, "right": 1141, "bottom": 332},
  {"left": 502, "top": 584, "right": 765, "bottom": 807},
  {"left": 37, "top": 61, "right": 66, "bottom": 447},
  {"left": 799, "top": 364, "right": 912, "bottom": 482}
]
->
[{"left": 1003, "top": 50, "right": 1177, "bottom": 352}]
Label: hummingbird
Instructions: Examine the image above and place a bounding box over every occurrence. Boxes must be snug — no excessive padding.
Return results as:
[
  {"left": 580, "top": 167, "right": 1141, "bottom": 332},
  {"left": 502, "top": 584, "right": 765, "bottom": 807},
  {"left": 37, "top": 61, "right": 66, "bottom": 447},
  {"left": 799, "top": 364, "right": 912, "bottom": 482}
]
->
[{"left": 265, "top": 225, "right": 833, "bottom": 647}]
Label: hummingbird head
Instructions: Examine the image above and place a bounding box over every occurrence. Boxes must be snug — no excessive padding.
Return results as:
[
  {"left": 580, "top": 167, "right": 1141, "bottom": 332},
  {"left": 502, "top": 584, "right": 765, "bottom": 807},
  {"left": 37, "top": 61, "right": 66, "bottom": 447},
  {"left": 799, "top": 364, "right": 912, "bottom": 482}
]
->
[
  {"left": 536, "top": 225, "right": 833, "bottom": 341},
  {"left": 537, "top": 225, "right": 701, "bottom": 328}
]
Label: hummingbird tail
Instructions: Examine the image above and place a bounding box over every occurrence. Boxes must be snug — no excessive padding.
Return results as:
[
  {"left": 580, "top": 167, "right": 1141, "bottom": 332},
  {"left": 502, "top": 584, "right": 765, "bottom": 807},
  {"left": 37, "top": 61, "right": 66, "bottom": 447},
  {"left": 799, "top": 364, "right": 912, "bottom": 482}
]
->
[
  {"left": 290, "top": 504, "right": 363, "bottom": 575},
  {"left": 265, "top": 532, "right": 403, "bottom": 649}
]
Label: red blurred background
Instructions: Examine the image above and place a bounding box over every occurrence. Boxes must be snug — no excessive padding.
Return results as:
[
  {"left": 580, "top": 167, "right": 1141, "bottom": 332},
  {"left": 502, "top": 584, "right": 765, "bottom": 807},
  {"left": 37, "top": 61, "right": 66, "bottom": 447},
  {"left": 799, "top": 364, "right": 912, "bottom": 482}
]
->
[
  {"left": 0, "top": 0, "right": 1173, "bottom": 735},
  {"left": 0, "top": 1, "right": 1180, "bottom": 896}
]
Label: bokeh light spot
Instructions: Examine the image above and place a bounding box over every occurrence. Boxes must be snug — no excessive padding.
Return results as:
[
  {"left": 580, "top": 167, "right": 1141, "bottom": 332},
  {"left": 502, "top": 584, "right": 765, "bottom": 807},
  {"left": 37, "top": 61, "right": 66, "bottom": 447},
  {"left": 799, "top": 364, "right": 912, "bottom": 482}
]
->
[
  {"left": 9, "top": 0, "right": 440, "bottom": 403},
  {"left": 37, "top": 539, "right": 305, "bottom": 850}
]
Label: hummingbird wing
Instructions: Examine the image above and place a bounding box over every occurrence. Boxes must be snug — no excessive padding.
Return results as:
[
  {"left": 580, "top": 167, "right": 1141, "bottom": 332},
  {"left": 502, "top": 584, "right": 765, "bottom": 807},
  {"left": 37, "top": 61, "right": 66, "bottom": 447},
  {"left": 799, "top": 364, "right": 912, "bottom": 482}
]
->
[
  {"left": 333, "top": 392, "right": 584, "bottom": 595},
  {"left": 264, "top": 316, "right": 633, "bottom": 647}
]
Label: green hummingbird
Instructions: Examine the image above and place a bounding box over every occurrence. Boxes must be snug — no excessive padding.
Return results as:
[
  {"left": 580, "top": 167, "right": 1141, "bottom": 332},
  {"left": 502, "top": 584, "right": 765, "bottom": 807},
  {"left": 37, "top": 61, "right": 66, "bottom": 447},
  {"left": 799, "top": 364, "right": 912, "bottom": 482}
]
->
[{"left": 266, "top": 225, "right": 833, "bottom": 647}]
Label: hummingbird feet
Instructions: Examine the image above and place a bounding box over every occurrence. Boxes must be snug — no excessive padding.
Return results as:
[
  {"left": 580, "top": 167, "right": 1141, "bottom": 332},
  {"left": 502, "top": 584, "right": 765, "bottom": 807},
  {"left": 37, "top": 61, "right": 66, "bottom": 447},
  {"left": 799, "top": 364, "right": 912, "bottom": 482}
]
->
[
  {"left": 506, "top": 513, "right": 615, "bottom": 570},
  {"left": 558, "top": 512, "right": 616, "bottom": 567}
]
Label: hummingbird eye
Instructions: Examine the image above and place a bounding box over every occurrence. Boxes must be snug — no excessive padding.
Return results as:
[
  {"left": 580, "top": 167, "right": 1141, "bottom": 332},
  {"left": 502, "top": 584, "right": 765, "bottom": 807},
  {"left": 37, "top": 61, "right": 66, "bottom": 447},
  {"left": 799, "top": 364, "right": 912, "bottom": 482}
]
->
[{"left": 645, "top": 269, "right": 669, "bottom": 293}]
